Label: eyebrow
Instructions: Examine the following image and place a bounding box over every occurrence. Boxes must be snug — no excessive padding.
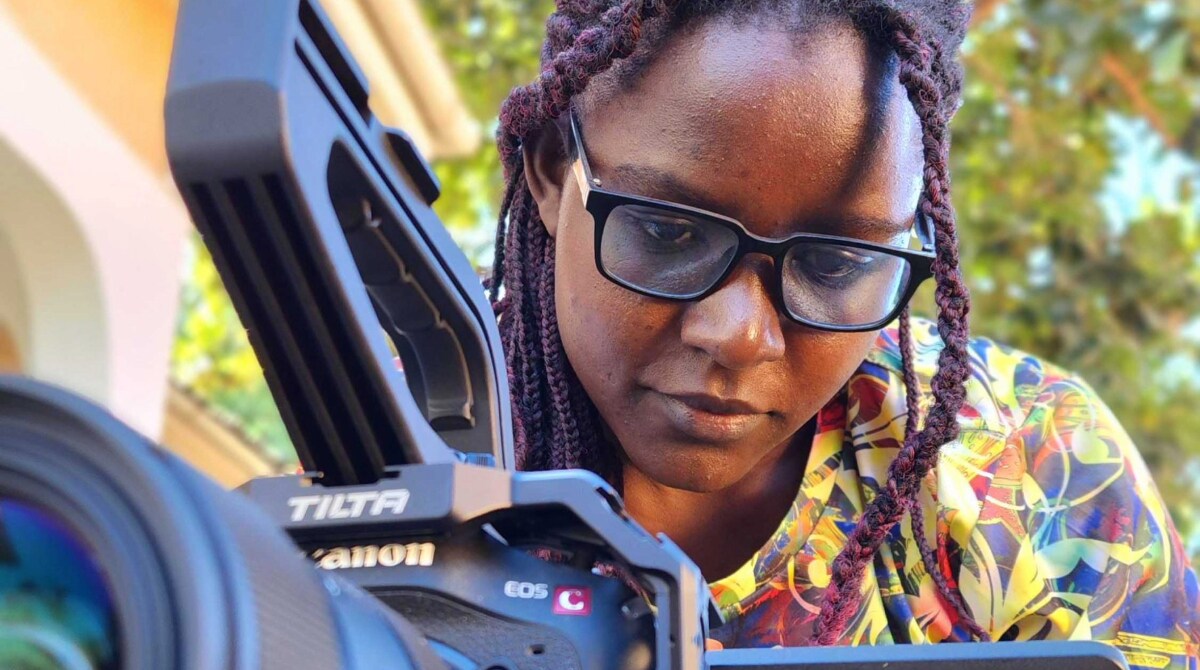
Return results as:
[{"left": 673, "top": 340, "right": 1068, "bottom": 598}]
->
[
  {"left": 811, "top": 214, "right": 913, "bottom": 242},
  {"left": 608, "top": 162, "right": 912, "bottom": 241},
  {"left": 610, "top": 163, "right": 727, "bottom": 214}
]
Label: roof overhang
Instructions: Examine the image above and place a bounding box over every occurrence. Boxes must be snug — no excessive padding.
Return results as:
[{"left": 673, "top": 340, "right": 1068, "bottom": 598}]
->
[{"left": 322, "top": 0, "right": 482, "bottom": 159}]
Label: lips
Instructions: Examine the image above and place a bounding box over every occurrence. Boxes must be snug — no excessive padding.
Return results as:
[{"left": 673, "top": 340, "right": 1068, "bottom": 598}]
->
[
  {"left": 650, "top": 390, "right": 768, "bottom": 443},
  {"left": 662, "top": 393, "right": 764, "bottom": 415}
]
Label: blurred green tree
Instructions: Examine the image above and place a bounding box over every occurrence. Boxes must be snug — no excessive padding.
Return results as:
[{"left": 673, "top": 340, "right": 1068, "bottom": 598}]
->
[
  {"left": 171, "top": 238, "right": 293, "bottom": 464},
  {"left": 171, "top": 0, "right": 1200, "bottom": 555}
]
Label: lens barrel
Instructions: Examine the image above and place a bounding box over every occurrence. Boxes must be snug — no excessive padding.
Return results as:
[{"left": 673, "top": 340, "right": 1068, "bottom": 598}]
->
[{"left": 0, "top": 375, "right": 443, "bottom": 670}]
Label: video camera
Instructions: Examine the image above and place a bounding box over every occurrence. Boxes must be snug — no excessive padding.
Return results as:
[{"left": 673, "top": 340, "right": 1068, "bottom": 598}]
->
[{"left": 0, "top": 0, "right": 1128, "bottom": 668}]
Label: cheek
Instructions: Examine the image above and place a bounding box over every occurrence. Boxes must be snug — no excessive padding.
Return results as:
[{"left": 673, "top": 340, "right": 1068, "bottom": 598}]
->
[
  {"left": 778, "top": 329, "right": 879, "bottom": 418},
  {"left": 552, "top": 209, "right": 674, "bottom": 411}
]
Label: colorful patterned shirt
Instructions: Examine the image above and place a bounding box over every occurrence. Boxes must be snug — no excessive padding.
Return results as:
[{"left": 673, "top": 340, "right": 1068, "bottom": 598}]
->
[{"left": 708, "top": 318, "right": 1200, "bottom": 669}]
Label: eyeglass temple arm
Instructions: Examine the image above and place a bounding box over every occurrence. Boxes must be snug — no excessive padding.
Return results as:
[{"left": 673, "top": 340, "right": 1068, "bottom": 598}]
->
[
  {"left": 569, "top": 111, "right": 598, "bottom": 204},
  {"left": 915, "top": 209, "right": 937, "bottom": 251}
]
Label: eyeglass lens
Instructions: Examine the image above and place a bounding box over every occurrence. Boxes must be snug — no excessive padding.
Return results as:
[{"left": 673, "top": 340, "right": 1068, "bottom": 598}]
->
[{"left": 598, "top": 203, "right": 913, "bottom": 327}]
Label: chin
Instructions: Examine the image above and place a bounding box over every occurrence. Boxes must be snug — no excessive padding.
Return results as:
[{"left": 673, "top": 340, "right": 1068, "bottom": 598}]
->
[{"left": 625, "top": 441, "right": 748, "bottom": 493}]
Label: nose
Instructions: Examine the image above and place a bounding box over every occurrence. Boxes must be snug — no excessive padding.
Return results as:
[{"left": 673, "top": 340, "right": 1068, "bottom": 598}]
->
[{"left": 679, "top": 256, "right": 786, "bottom": 370}]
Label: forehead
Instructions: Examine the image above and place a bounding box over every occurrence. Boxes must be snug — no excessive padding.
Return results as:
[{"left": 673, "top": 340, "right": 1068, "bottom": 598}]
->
[{"left": 578, "top": 18, "right": 925, "bottom": 237}]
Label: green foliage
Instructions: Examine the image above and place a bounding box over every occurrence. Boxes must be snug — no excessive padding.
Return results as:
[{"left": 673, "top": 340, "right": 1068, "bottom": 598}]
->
[
  {"left": 421, "top": 0, "right": 556, "bottom": 264},
  {"left": 172, "top": 0, "right": 1200, "bottom": 557},
  {"left": 171, "top": 235, "right": 294, "bottom": 465}
]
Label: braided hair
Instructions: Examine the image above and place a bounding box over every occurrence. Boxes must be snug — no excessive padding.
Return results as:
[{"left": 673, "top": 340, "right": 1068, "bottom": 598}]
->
[{"left": 488, "top": 0, "right": 984, "bottom": 644}]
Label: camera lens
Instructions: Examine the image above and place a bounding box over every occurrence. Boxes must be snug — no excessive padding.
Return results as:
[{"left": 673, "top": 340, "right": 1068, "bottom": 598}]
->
[
  {"left": 0, "top": 375, "right": 444, "bottom": 670},
  {"left": 0, "top": 498, "right": 120, "bottom": 669}
]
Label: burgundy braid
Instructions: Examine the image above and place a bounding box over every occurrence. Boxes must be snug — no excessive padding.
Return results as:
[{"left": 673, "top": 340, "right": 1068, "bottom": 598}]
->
[
  {"left": 487, "top": 176, "right": 520, "bottom": 304},
  {"left": 489, "top": 0, "right": 982, "bottom": 645},
  {"left": 493, "top": 0, "right": 683, "bottom": 481},
  {"left": 815, "top": 5, "right": 975, "bottom": 644},
  {"left": 899, "top": 307, "right": 990, "bottom": 641}
]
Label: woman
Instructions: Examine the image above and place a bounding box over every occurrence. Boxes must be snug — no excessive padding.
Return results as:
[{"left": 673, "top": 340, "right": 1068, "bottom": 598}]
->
[{"left": 485, "top": 0, "right": 1200, "bottom": 664}]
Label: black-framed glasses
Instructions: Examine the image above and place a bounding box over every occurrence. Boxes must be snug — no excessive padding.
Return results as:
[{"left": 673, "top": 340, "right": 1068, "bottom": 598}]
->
[{"left": 567, "top": 110, "right": 936, "bottom": 333}]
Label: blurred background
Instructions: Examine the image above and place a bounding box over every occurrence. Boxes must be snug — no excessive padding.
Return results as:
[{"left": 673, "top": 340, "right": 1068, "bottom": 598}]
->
[{"left": 0, "top": 0, "right": 1196, "bottom": 559}]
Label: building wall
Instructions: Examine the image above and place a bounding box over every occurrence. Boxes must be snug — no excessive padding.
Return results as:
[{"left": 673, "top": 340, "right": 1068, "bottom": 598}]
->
[
  {"left": 0, "top": 134, "right": 116, "bottom": 412},
  {"left": 0, "top": 325, "right": 19, "bottom": 374},
  {"left": 1, "top": 0, "right": 178, "bottom": 175},
  {"left": 0, "top": 0, "right": 478, "bottom": 176},
  {"left": 0, "top": 228, "right": 27, "bottom": 373},
  {"left": 160, "top": 386, "right": 290, "bottom": 489}
]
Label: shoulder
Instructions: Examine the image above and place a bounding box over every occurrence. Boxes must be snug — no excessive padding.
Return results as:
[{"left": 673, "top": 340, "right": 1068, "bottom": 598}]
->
[
  {"left": 866, "top": 320, "right": 1200, "bottom": 649},
  {"left": 862, "top": 315, "right": 1085, "bottom": 437}
]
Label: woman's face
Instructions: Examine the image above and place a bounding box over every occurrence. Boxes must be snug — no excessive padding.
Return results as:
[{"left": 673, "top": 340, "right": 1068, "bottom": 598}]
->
[{"left": 524, "top": 19, "right": 925, "bottom": 493}]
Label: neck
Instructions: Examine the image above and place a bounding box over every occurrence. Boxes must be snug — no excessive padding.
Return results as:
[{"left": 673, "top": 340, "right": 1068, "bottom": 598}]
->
[{"left": 620, "top": 422, "right": 814, "bottom": 581}]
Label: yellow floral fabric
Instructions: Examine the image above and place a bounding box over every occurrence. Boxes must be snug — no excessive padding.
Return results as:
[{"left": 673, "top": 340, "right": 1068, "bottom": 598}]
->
[{"left": 708, "top": 318, "right": 1200, "bottom": 669}]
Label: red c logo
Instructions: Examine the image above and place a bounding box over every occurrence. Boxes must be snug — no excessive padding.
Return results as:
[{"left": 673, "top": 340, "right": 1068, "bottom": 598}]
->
[{"left": 552, "top": 586, "right": 592, "bottom": 616}]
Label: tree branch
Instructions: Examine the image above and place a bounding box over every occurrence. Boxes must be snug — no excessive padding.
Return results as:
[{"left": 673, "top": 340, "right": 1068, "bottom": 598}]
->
[
  {"left": 971, "top": 0, "right": 1005, "bottom": 27},
  {"left": 1099, "top": 52, "right": 1178, "bottom": 148},
  {"left": 963, "top": 51, "right": 1036, "bottom": 148}
]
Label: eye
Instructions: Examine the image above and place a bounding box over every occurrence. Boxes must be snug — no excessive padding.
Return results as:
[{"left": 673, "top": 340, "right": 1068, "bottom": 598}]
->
[
  {"left": 638, "top": 218, "right": 700, "bottom": 245},
  {"left": 792, "top": 247, "right": 875, "bottom": 285},
  {"left": 816, "top": 251, "right": 871, "bottom": 277}
]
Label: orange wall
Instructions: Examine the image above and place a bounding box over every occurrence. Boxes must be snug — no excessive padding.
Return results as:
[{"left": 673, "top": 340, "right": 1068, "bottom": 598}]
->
[
  {"left": 0, "top": 325, "right": 19, "bottom": 373},
  {"left": 1, "top": 0, "right": 177, "bottom": 174}
]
